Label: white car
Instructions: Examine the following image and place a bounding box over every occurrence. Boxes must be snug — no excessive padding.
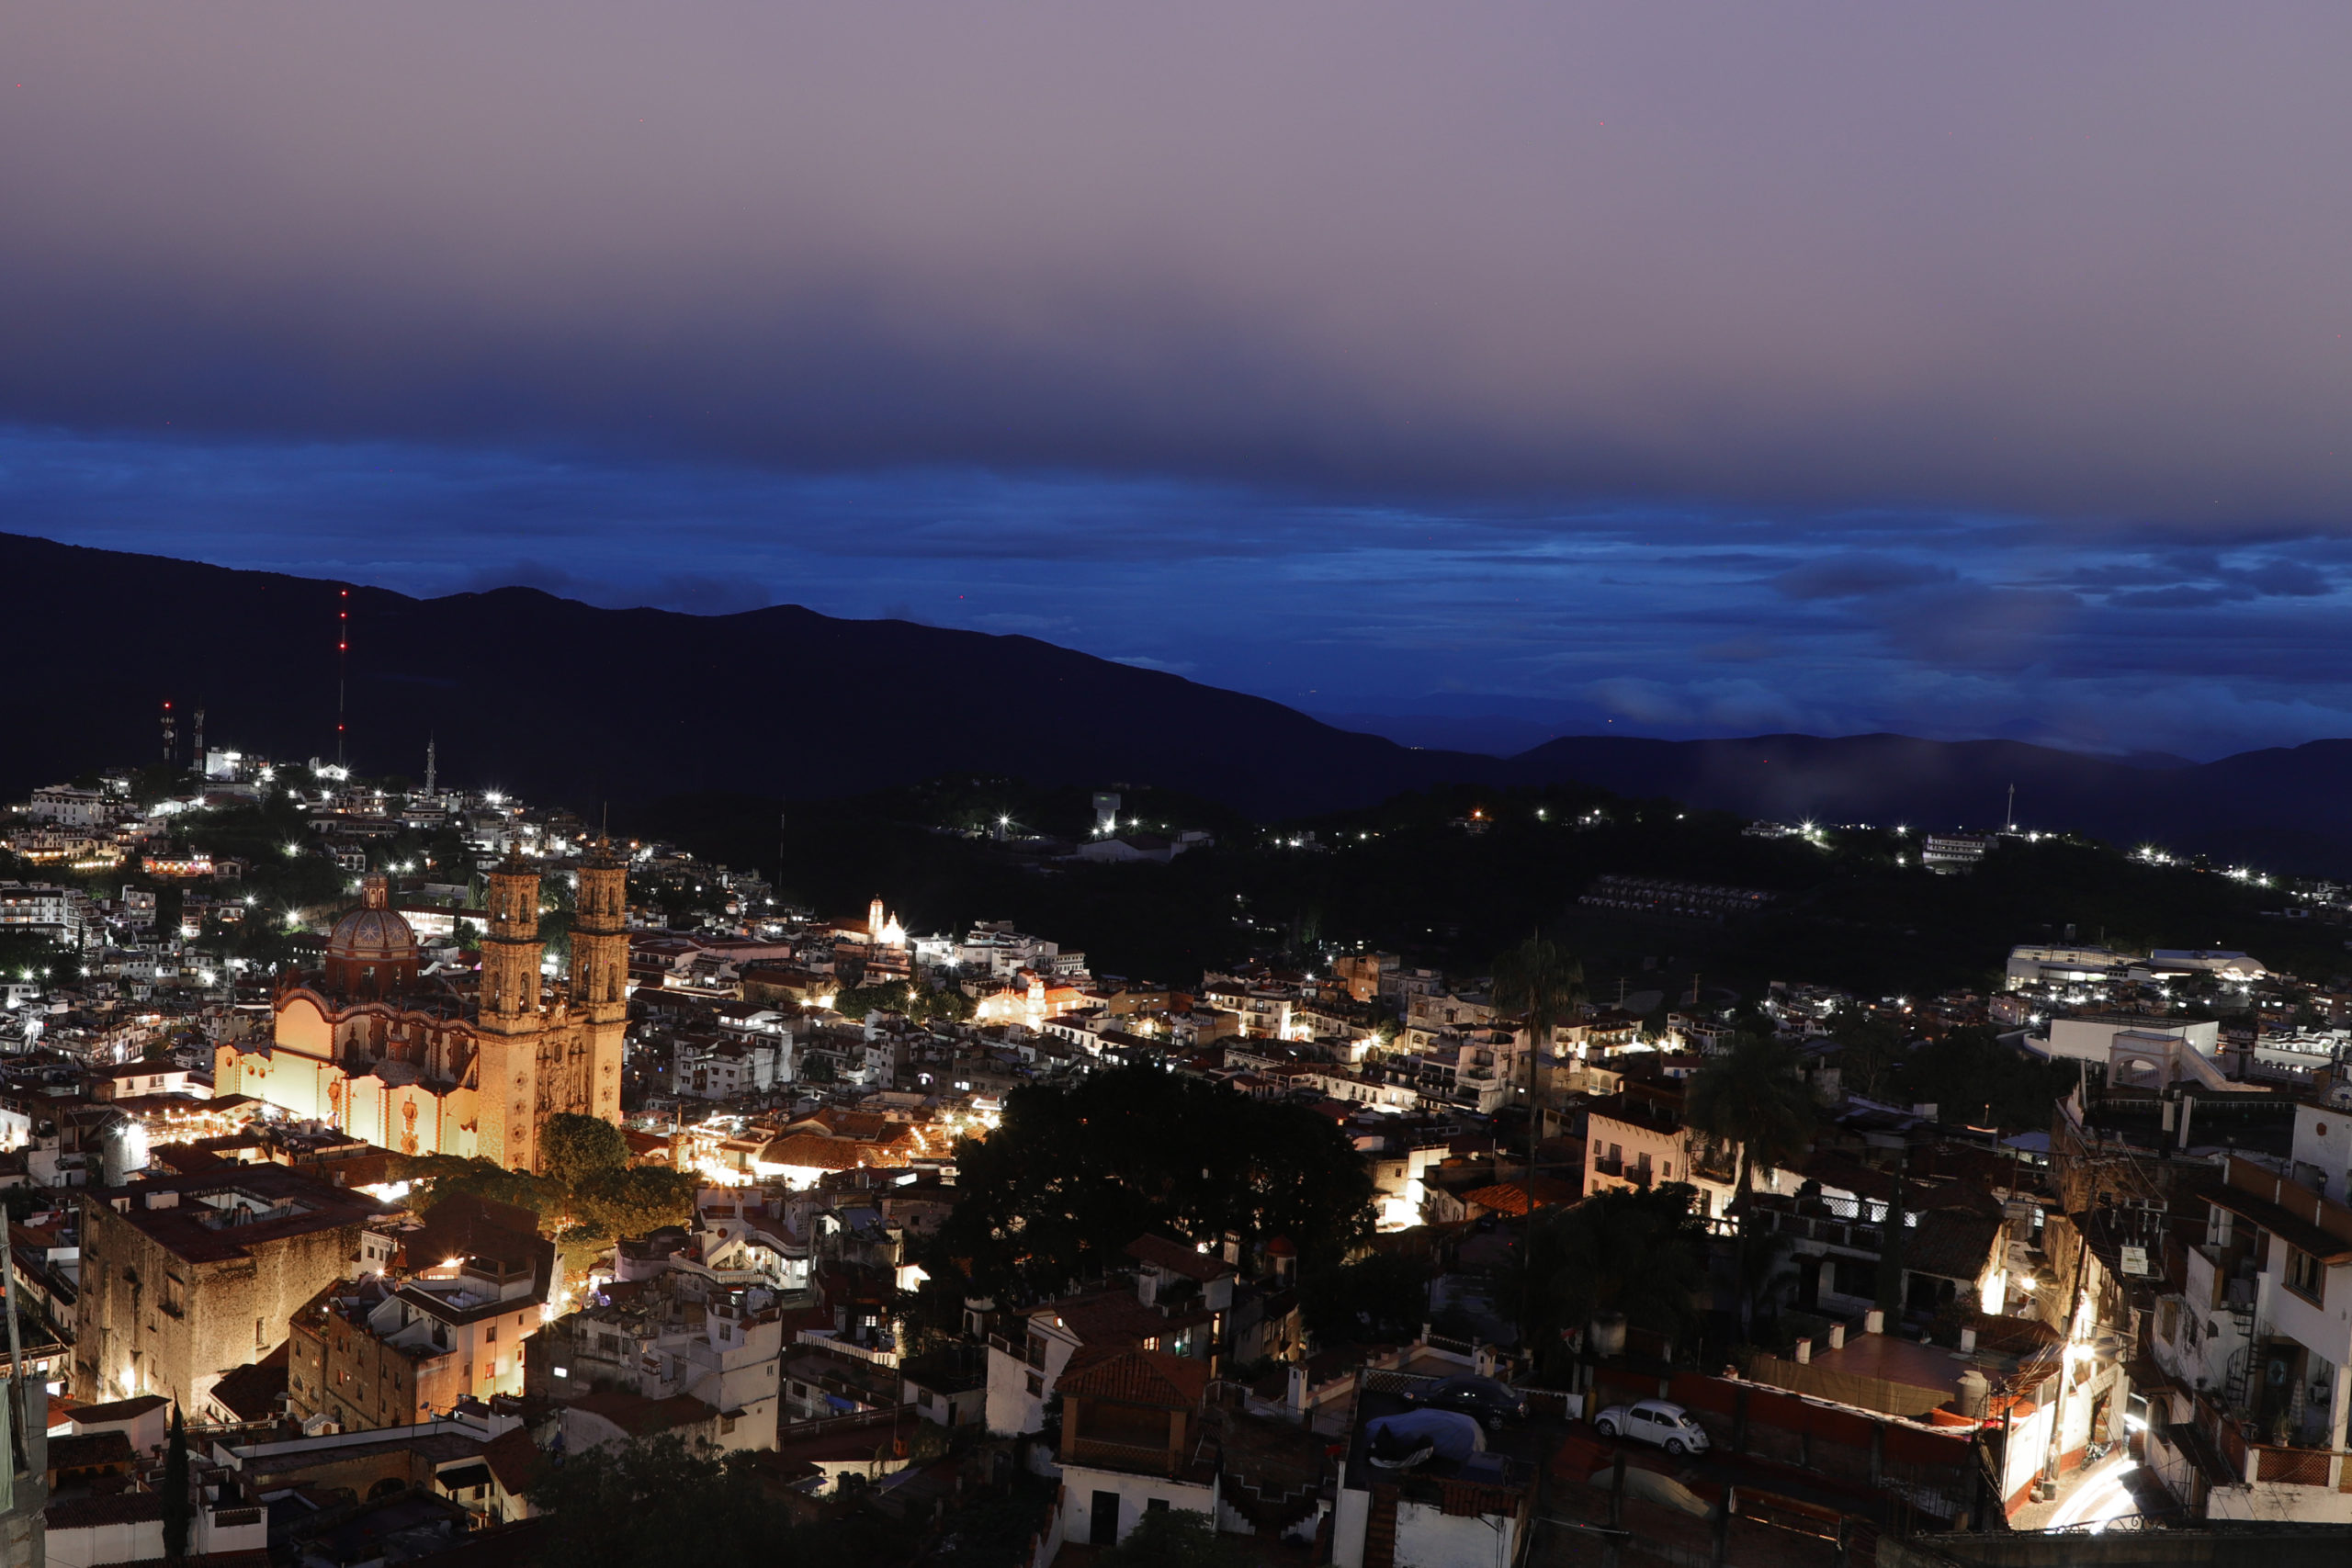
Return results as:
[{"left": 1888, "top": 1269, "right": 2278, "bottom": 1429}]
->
[{"left": 1592, "top": 1399, "right": 1711, "bottom": 1456}]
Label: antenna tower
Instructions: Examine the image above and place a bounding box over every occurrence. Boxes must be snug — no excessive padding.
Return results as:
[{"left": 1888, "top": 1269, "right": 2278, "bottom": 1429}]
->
[
  {"left": 2005, "top": 783, "right": 2016, "bottom": 833},
  {"left": 336, "top": 588, "right": 350, "bottom": 770},
  {"left": 160, "top": 700, "right": 175, "bottom": 765},
  {"left": 425, "top": 736, "right": 436, "bottom": 796}
]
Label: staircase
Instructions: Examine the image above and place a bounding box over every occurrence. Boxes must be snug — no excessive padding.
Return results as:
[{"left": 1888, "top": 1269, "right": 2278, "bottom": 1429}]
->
[
  {"left": 2223, "top": 1274, "right": 2258, "bottom": 1414},
  {"left": 1364, "top": 1483, "right": 1399, "bottom": 1568}
]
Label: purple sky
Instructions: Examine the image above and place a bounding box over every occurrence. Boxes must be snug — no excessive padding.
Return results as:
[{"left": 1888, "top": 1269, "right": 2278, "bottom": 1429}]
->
[{"left": 7, "top": 5, "right": 2352, "bottom": 757}]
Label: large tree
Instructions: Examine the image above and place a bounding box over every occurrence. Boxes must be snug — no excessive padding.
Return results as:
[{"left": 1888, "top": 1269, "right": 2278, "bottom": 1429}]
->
[
  {"left": 923, "top": 1066, "right": 1374, "bottom": 1302},
  {"left": 1489, "top": 934, "right": 1586, "bottom": 1186},
  {"left": 1507, "top": 1185, "right": 1710, "bottom": 1374},
  {"left": 541, "top": 1112, "right": 630, "bottom": 1191},
  {"left": 527, "top": 1434, "right": 911, "bottom": 1568},
  {"left": 1101, "top": 1506, "right": 1252, "bottom": 1568},
  {"left": 1684, "top": 1032, "right": 1817, "bottom": 1198},
  {"left": 1893, "top": 1025, "right": 2074, "bottom": 1133}
]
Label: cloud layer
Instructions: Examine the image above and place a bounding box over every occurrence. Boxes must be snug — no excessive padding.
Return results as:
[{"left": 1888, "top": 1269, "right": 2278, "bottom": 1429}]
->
[
  {"left": 12, "top": 427, "right": 2352, "bottom": 761},
  {"left": 8, "top": 5, "right": 2352, "bottom": 758},
  {"left": 6, "top": 4, "right": 2352, "bottom": 520}
]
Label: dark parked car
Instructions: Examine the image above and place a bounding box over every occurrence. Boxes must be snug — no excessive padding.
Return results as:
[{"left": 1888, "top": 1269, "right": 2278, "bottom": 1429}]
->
[{"left": 1398, "top": 1375, "right": 1529, "bottom": 1428}]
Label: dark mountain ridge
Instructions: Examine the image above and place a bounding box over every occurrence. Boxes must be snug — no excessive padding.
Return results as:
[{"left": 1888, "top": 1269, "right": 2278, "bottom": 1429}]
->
[
  {"left": 4, "top": 532, "right": 2348, "bottom": 872},
  {"left": 0, "top": 532, "right": 1491, "bottom": 818}
]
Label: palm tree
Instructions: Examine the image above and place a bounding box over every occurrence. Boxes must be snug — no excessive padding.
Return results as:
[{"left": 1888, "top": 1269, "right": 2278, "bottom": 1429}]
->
[
  {"left": 1734, "top": 1221, "right": 1798, "bottom": 1342},
  {"left": 1489, "top": 934, "right": 1586, "bottom": 1192},
  {"left": 1684, "top": 1032, "right": 1816, "bottom": 1201}
]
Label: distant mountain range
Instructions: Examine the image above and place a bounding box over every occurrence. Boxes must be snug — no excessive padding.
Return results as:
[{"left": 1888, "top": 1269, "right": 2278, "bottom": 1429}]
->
[{"left": 6, "top": 531, "right": 2349, "bottom": 872}]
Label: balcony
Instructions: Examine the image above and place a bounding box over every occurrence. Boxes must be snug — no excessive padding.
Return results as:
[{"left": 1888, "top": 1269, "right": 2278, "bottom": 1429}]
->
[{"left": 2245, "top": 1443, "right": 2345, "bottom": 1488}]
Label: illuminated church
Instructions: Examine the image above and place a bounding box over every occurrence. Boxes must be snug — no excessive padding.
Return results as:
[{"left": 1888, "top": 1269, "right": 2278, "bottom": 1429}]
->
[{"left": 213, "top": 847, "right": 627, "bottom": 1171}]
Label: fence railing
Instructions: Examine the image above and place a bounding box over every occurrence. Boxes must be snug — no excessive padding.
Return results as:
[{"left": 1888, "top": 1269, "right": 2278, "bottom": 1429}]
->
[{"left": 2248, "top": 1442, "right": 2343, "bottom": 1488}]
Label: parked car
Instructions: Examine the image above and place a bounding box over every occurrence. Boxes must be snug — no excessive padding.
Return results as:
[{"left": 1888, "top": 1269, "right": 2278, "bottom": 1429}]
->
[
  {"left": 1398, "top": 1375, "right": 1529, "bottom": 1429},
  {"left": 1592, "top": 1399, "right": 1711, "bottom": 1455}
]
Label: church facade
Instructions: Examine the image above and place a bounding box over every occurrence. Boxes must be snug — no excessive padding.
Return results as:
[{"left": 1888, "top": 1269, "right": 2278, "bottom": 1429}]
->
[{"left": 214, "top": 849, "right": 628, "bottom": 1171}]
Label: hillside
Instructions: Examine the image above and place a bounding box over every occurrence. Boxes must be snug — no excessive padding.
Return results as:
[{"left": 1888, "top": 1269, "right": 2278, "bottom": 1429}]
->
[
  {"left": 6, "top": 532, "right": 2352, "bottom": 873},
  {"left": 1513, "top": 733, "right": 2352, "bottom": 873},
  {"left": 0, "top": 533, "right": 1494, "bottom": 819}
]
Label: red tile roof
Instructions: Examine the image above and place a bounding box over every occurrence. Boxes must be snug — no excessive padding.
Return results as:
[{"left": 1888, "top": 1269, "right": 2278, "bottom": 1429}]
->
[{"left": 1057, "top": 1348, "right": 1213, "bottom": 1409}]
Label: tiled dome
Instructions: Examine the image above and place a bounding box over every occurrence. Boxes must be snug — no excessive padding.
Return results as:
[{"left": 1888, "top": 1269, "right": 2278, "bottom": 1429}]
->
[
  {"left": 323, "top": 874, "right": 419, "bottom": 998},
  {"left": 327, "top": 904, "right": 418, "bottom": 964}
]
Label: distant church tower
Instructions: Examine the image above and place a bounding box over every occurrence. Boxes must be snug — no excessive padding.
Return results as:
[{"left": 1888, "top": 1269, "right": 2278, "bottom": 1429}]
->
[
  {"left": 475, "top": 850, "right": 545, "bottom": 1170},
  {"left": 573, "top": 839, "right": 629, "bottom": 1125}
]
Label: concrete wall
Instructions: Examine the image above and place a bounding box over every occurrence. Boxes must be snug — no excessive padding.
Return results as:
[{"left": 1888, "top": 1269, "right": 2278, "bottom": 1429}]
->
[
  {"left": 1057, "top": 1465, "right": 1216, "bottom": 1549},
  {"left": 1392, "top": 1495, "right": 1519, "bottom": 1568},
  {"left": 1330, "top": 1483, "right": 1372, "bottom": 1568}
]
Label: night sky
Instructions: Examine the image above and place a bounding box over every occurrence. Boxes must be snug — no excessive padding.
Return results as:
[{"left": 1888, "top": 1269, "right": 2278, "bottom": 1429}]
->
[{"left": 7, "top": 6, "right": 2351, "bottom": 759}]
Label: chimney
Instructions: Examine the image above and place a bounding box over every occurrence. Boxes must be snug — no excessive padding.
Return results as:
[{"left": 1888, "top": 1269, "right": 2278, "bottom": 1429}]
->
[
  {"left": 1864, "top": 1309, "right": 1884, "bottom": 1335},
  {"left": 1828, "top": 1324, "right": 1846, "bottom": 1350},
  {"left": 1794, "top": 1338, "right": 1812, "bottom": 1364},
  {"left": 1960, "top": 1326, "right": 1979, "bottom": 1354}
]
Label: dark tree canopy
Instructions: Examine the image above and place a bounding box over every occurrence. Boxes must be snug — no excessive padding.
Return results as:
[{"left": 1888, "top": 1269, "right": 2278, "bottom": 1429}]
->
[
  {"left": 526, "top": 1435, "right": 912, "bottom": 1568},
  {"left": 1099, "top": 1506, "right": 1254, "bottom": 1568},
  {"left": 1684, "top": 1032, "right": 1818, "bottom": 1195},
  {"left": 397, "top": 1139, "right": 695, "bottom": 1245},
  {"left": 1893, "top": 1025, "right": 2076, "bottom": 1133},
  {"left": 575, "top": 1166, "right": 700, "bottom": 1238},
  {"left": 924, "top": 1066, "right": 1374, "bottom": 1302},
  {"left": 541, "top": 1112, "right": 630, "bottom": 1191},
  {"left": 1507, "top": 1184, "right": 1710, "bottom": 1378}
]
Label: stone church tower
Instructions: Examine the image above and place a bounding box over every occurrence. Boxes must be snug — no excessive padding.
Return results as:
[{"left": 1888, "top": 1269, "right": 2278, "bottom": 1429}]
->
[
  {"left": 573, "top": 839, "right": 629, "bottom": 1125},
  {"left": 473, "top": 851, "right": 546, "bottom": 1170}
]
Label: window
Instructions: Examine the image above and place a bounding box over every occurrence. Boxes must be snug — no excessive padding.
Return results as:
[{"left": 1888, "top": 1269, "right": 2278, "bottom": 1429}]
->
[
  {"left": 486, "top": 1325, "right": 497, "bottom": 1343},
  {"left": 1025, "top": 1371, "right": 1043, "bottom": 1397},
  {"left": 2288, "top": 1247, "right": 2326, "bottom": 1303}
]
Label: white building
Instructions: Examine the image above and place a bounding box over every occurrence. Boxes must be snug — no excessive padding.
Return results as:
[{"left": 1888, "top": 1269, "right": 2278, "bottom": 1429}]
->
[
  {"left": 2004, "top": 944, "right": 2128, "bottom": 989},
  {"left": 2039, "top": 1015, "right": 2219, "bottom": 1066},
  {"left": 28, "top": 785, "right": 114, "bottom": 828},
  {"left": 2144, "top": 1132, "right": 2352, "bottom": 1520}
]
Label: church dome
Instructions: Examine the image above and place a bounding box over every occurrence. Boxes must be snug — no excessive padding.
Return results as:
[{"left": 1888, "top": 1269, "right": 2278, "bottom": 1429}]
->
[
  {"left": 324, "top": 874, "right": 419, "bottom": 998},
  {"left": 328, "top": 905, "right": 419, "bottom": 963}
]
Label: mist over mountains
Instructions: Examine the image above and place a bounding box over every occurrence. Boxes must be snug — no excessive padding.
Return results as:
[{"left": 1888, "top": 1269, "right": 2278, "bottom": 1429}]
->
[{"left": 6, "top": 532, "right": 2348, "bottom": 874}]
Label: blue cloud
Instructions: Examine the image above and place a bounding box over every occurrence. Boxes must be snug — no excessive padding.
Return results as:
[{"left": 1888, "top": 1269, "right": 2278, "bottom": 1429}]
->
[{"left": 10, "top": 425, "right": 2352, "bottom": 762}]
